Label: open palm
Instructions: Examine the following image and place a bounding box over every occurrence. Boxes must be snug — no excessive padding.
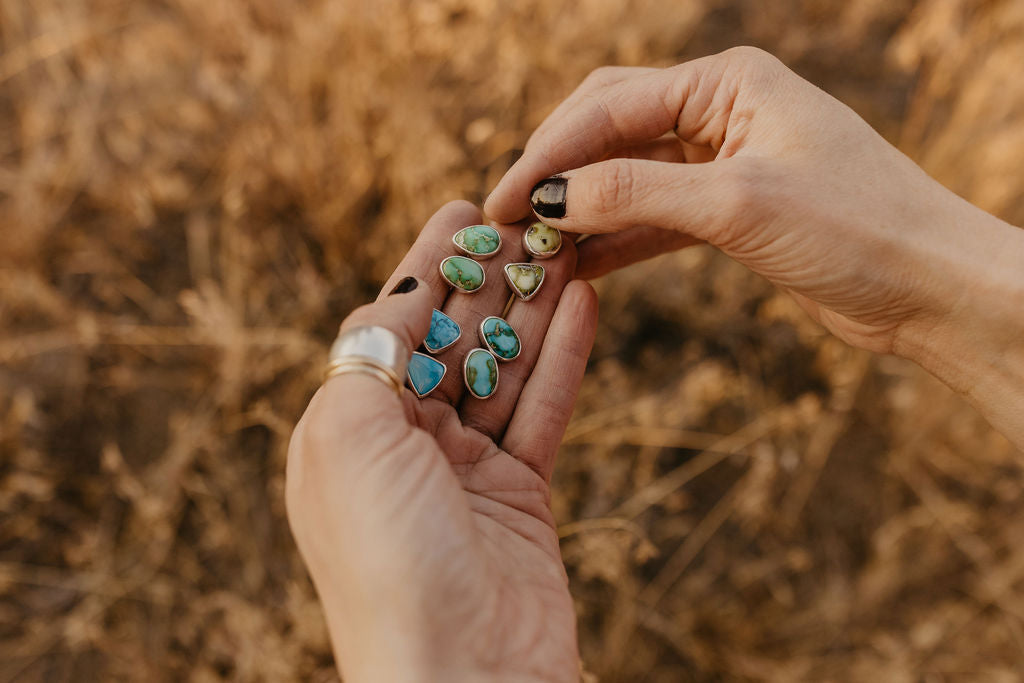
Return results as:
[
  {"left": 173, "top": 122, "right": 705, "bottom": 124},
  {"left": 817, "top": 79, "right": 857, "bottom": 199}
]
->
[{"left": 287, "top": 201, "right": 596, "bottom": 682}]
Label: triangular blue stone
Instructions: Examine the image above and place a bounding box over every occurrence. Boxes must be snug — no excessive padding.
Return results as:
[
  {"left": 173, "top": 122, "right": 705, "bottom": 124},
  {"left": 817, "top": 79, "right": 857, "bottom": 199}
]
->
[
  {"left": 424, "top": 309, "right": 461, "bottom": 354},
  {"left": 407, "top": 352, "right": 446, "bottom": 398}
]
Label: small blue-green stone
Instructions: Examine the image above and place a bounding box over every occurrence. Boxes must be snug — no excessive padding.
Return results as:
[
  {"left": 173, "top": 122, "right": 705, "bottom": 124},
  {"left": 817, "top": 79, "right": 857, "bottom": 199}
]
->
[
  {"left": 407, "top": 352, "right": 446, "bottom": 397},
  {"left": 480, "top": 317, "right": 520, "bottom": 361},
  {"left": 454, "top": 224, "right": 501, "bottom": 257},
  {"left": 464, "top": 348, "right": 498, "bottom": 398},
  {"left": 441, "top": 256, "right": 485, "bottom": 292},
  {"left": 424, "top": 309, "right": 460, "bottom": 353}
]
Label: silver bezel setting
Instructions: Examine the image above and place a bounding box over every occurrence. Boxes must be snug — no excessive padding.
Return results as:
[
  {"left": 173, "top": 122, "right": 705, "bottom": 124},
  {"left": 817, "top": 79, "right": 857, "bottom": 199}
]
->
[
  {"left": 462, "top": 348, "right": 499, "bottom": 399},
  {"left": 406, "top": 351, "right": 447, "bottom": 398},
  {"left": 452, "top": 224, "right": 502, "bottom": 260},
  {"left": 522, "top": 223, "right": 562, "bottom": 260},
  {"left": 503, "top": 262, "right": 545, "bottom": 302},
  {"left": 440, "top": 255, "right": 486, "bottom": 294},
  {"left": 478, "top": 316, "right": 521, "bottom": 362},
  {"left": 423, "top": 309, "right": 461, "bottom": 354}
]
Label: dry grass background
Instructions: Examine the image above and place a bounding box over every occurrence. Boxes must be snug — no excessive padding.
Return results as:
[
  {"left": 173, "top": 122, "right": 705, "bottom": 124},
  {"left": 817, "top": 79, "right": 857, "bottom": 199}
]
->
[{"left": 2, "top": 0, "right": 1024, "bottom": 680}]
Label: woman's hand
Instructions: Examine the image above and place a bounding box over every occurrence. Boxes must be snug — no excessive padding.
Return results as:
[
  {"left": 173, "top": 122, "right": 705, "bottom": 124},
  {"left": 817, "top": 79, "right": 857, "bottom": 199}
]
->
[
  {"left": 486, "top": 46, "right": 1024, "bottom": 448},
  {"left": 286, "top": 201, "right": 596, "bottom": 682}
]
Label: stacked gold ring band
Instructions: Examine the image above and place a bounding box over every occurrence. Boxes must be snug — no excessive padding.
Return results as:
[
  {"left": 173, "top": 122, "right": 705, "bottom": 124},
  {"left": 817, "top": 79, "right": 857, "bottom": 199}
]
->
[
  {"left": 323, "top": 325, "right": 408, "bottom": 398},
  {"left": 323, "top": 359, "right": 403, "bottom": 397}
]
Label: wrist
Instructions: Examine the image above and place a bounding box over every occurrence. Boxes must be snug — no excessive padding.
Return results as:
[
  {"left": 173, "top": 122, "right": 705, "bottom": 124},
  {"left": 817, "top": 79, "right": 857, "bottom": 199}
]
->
[{"left": 894, "top": 208, "right": 1024, "bottom": 448}]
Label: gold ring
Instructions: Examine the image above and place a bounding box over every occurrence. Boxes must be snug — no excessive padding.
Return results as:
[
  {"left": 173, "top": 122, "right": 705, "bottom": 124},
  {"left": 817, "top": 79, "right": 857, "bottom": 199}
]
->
[
  {"left": 323, "top": 325, "right": 409, "bottom": 397},
  {"left": 323, "top": 358, "right": 404, "bottom": 397}
]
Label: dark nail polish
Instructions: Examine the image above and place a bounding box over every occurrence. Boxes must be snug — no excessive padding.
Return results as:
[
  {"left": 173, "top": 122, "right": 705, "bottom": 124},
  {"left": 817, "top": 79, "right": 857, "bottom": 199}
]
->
[
  {"left": 389, "top": 276, "right": 418, "bottom": 295},
  {"left": 530, "top": 177, "right": 567, "bottom": 219}
]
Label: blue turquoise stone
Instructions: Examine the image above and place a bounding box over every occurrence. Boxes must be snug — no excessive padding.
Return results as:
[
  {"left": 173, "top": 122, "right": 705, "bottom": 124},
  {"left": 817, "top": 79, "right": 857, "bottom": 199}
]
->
[
  {"left": 424, "top": 309, "right": 460, "bottom": 353},
  {"left": 480, "top": 317, "right": 520, "bottom": 361},
  {"left": 464, "top": 348, "right": 498, "bottom": 399},
  {"left": 407, "top": 352, "right": 446, "bottom": 397},
  {"left": 453, "top": 224, "right": 501, "bottom": 258}
]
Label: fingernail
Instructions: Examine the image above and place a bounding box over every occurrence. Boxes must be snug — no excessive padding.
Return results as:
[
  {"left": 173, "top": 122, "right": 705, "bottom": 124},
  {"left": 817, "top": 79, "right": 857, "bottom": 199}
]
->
[
  {"left": 530, "top": 177, "right": 567, "bottom": 219},
  {"left": 389, "top": 276, "right": 419, "bottom": 295}
]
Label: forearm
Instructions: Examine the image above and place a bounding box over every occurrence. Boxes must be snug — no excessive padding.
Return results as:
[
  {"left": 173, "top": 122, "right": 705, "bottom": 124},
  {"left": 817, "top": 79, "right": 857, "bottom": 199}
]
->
[{"left": 896, "top": 203, "right": 1024, "bottom": 450}]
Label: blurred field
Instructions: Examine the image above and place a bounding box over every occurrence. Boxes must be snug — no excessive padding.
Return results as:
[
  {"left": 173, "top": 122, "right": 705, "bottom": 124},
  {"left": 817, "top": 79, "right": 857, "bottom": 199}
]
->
[{"left": 3, "top": 0, "right": 1024, "bottom": 680}]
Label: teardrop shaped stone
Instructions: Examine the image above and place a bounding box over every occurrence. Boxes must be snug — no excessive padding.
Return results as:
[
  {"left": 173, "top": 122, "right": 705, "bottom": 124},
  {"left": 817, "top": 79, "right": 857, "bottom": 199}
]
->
[
  {"left": 464, "top": 348, "right": 498, "bottom": 399},
  {"left": 523, "top": 222, "right": 562, "bottom": 259},
  {"left": 504, "top": 263, "right": 545, "bottom": 300},
  {"left": 479, "top": 316, "right": 521, "bottom": 361},
  {"left": 407, "top": 352, "right": 446, "bottom": 397},
  {"left": 453, "top": 224, "right": 501, "bottom": 259},
  {"left": 441, "top": 256, "right": 485, "bottom": 293},
  {"left": 424, "top": 309, "right": 461, "bottom": 354}
]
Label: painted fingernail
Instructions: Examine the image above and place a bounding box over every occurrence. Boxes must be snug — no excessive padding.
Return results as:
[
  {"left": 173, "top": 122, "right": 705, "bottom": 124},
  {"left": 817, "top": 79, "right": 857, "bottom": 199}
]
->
[
  {"left": 389, "top": 276, "right": 419, "bottom": 295},
  {"left": 530, "top": 177, "right": 567, "bottom": 219}
]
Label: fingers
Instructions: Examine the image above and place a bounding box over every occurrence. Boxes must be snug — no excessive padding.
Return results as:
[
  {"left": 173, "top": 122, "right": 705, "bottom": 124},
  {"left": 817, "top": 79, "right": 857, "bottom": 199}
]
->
[
  {"left": 531, "top": 156, "right": 769, "bottom": 245},
  {"left": 428, "top": 220, "right": 531, "bottom": 405},
  {"left": 457, "top": 239, "right": 579, "bottom": 440},
  {"left": 501, "top": 280, "right": 599, "bottom": 482},
  {"left": 484, "top": 61, "right": 708, "bottom": 222},
  {"left": 327, "top": 280, "right": 436, "bottom": 425},
  {"left": 377, "top": 200, "right": 483, "bottom": 303},
  {"left": 520, "top": 66, "right": 659, "bottom": 160},
  {"left": 575, "top": 226, "right": 703, "bottom": 280},
  {"left": 484, "top": 47, "right": 788, "bottom": 223},
  {"left": 605, "top": 135, "right": 689, "bottom": 164}
]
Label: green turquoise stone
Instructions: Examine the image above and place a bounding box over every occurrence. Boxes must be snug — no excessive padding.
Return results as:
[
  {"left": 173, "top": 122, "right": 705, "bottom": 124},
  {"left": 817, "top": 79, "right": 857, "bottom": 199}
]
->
[
  {"left": 480, "top": 317, "right": 520, "bottom": 361},
  {"left": 441, "top": 256, "right": 485, "bottom": 292},
  {"left": 424, "top": 309, "right": 460, "bottom": 353},
  {"left": 464, "top": 348, "right": 498, "bottom": 398},
  {"left": 407, "top": 352, "right": 446, "bottom": 397},
  {"left": 453, "top": 224, "right": 501, "bottom": 258},
  {"left": 504, "top": 263, "right": 544, "bottom": 300}
]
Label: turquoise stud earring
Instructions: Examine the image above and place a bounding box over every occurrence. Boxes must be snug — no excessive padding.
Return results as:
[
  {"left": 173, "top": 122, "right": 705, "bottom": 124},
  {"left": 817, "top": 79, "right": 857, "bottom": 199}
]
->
[
  {"left": 407, "top": 352, "right": 446, "bottom": 398},
  {"left": 440, "top": 255, "right": 486, "bottom": 293},
  {"left": 453, "top": 224, "right": 502, "bottom": 259},
  {"left": 463, "top": 348, "right": 499, "bottom": 399},
  {"left": 479, "top": 316, "right": 521, "bottom": 362},
  {"left": 424, "top": 309, "right": 461, "bottom": 354}
]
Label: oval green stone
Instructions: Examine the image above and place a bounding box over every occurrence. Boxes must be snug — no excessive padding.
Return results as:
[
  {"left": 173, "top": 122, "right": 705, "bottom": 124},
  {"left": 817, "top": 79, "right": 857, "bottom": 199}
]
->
[
  {"left": 454, "top": 224, "right": 501, "bottom": 257},
  {"left": 441, "top": 256, "right": 485, "bottom": 292},
  {"left": 464, "top": 348, "right": 498, "bottom": 398},
  {"left": 480, "top": 317, "right": 520, "bottom": 361}
]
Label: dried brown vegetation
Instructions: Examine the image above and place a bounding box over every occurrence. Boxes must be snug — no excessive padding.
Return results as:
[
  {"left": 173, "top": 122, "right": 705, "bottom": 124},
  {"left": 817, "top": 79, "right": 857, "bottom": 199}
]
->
[{"left": 2, "top": 0, "right": 1024, "bottom": 680}]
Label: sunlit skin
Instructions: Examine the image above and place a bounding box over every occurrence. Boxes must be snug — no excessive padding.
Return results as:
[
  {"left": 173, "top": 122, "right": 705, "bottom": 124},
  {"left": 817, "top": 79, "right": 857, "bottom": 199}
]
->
[
  {"left": 489, "top": 46, "right": 1024, "bottom": 451},
  {"left": 289, "top": 47, "right": 1024, "bottom": 682},
  {"left": 287, "top": 201, "right": 596, "bottom": 682}
]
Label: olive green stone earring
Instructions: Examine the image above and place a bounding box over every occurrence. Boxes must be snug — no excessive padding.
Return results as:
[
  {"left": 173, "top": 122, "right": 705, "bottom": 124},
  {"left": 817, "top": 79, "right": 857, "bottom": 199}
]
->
[
  {"left": 522, "top": 221, "right": 561, "bottom": 259},
  {"left": 504, "top": 263, "right": 545, "bottom": 301},
  {"left": 440, "top": 255, "right": 486, "bottom": 293}
]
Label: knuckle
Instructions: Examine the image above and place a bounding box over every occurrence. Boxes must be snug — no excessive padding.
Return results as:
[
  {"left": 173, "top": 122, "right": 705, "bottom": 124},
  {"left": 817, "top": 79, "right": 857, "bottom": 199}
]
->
[
  {"left": 722, "top": 45, "right": 781, "bottom": 70},
  {"left": 337, "top": 303, "right": 420, "bottom": 358},
  {"left": 339, "top": 303, "right": 376, "bottom": 331},
  {"left": 713, "top": 158, "right": 778, "bottom": 232},
  {"left": 589, "top": 160, "right": 636, "bottom": 216},
  {"left": 583, "top": 65, "right": 618, "bottom": 88}
]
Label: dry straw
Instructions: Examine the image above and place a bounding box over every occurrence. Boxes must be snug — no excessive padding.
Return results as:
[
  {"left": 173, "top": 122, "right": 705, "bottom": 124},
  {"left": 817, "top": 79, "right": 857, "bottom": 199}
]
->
[{"left": 2, "top": 0, "right": 1023, "bottom": 680}]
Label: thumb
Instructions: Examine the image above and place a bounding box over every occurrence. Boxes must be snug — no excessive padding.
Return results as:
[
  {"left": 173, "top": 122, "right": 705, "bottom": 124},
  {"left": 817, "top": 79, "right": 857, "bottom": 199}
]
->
[
  {"left": 286, "top": 273, "right": 451, "bottom": 557},
  {"left": 527, "top": 156, "right": 768, "bottom": 246},
  {"left": 315, "top": 275, "right": 434, "bottom": 438}
]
